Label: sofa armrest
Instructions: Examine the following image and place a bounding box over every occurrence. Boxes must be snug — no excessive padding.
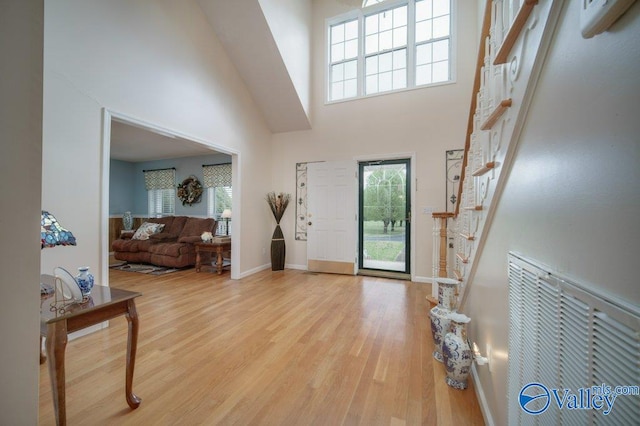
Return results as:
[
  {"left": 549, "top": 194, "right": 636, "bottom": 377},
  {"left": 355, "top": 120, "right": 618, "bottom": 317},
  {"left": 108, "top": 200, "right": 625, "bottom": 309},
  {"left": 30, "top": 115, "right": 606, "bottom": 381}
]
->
[
  {"left": 177, "top": 235, "right": 203, "bottom": 243},
  {"left": 120, "top": 230, "right": 135, "bottom": 240}
]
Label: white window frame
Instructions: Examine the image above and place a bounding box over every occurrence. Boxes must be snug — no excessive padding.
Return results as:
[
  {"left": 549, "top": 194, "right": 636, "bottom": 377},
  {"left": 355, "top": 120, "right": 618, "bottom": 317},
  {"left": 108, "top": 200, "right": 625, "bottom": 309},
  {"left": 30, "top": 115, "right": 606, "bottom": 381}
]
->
[
  {"left": 207, "top": 186, "right": 232, "bottom": 235},
  {"left": 326, "top": 0, "right": 456, "bottom": 104},
  {"left": 148, "top": 188, "right": 175, "bottom": 217}
]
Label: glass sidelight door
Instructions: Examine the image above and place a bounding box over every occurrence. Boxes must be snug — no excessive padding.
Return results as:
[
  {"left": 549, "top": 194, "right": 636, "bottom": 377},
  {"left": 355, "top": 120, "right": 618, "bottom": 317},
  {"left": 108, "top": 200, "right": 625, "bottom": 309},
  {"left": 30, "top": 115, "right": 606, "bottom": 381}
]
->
[{"left": 359, "top": 159, "right": 411, "bottom": 276}]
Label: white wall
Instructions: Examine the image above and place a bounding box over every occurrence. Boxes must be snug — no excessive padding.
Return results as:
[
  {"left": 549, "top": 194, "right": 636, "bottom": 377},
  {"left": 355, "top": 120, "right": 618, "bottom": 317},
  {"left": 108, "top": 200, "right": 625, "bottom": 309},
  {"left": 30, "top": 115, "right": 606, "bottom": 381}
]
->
[
  {"left": 271, "top": 0, "right": 479, "bottom": 279},
  {"left": 466, "top": 2, "right": 640, "bottom": 424},
  {"left": 42, "top": 0, "right": 275, "bottom": 278},
  {"left": 0, "top": 0, "right": 43, "bottom": 423},
  {"left": 259, "top": 0, "right": 312, "bottom": 116}
]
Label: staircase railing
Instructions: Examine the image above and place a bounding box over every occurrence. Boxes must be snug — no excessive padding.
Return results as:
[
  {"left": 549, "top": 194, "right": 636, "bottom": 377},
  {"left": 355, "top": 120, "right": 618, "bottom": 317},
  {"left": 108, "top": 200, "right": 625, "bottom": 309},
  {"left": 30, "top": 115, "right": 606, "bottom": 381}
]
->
[{"left": 432, "top": 0, "right": 563, "bottom": 308}]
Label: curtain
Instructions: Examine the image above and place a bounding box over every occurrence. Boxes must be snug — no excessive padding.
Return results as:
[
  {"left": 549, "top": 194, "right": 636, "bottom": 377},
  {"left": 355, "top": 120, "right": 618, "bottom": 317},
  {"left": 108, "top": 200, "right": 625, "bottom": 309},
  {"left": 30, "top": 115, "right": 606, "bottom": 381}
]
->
[
  {"left": 203, "top": 163, "right": 231, "bottom": 188},
  {"left": 144, "top": 168, "right": 175, "bottom": 190}
]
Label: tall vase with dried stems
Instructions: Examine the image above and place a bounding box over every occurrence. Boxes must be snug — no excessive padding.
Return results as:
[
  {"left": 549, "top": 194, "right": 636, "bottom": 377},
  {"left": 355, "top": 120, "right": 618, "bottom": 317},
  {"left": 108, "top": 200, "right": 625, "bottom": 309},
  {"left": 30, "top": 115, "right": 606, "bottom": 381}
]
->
[{"left": 266, "top": 192, "right": 290, "bottom": 271}]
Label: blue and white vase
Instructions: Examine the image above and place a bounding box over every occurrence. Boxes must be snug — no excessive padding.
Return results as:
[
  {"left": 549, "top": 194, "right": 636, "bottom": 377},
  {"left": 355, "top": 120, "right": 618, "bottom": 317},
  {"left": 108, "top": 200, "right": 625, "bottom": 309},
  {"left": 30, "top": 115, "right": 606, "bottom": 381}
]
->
[
  {"left": 76, "top": 267, "right": 94, "bottom": 296},
  {"left": 123, "top": 211, "right": 134, "bottom": 231},
  {"left": 429, "top": 277, "right": 459, "bottom": 362},
  {"left": 443, "top": 312, "right": 473, "bottom": 390}
]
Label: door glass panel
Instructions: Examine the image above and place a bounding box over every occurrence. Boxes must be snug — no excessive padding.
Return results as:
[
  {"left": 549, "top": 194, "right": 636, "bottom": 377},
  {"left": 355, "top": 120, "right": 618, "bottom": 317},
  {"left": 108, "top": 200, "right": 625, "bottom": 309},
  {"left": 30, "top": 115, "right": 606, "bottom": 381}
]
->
[{"left": 360, "top": 160, "right": 410, "bottom": 273}]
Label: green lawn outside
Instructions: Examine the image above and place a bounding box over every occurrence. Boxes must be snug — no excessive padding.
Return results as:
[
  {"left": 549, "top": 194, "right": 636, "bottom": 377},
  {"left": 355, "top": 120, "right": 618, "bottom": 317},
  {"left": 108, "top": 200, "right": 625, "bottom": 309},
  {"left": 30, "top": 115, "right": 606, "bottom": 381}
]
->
[
  {"left": 363, "top": 241, "right": 404, "bottom": 262},
  {"left": 362, "top": 220, "right": 406, "bottom": 236},
  {"left": 362, "top": 221, "right": 405, "bottom": 262}
]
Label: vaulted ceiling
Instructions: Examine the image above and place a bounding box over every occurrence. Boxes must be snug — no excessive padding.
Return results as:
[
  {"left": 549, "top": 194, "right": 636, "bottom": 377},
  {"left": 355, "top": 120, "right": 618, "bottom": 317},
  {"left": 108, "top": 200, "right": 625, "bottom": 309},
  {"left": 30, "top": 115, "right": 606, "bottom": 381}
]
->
[
  {"left": 112, "top": 0, "right": 313, "bottom": 162},
  {"left": 197, "top": 0, "right": 312, "bottom": 133}
]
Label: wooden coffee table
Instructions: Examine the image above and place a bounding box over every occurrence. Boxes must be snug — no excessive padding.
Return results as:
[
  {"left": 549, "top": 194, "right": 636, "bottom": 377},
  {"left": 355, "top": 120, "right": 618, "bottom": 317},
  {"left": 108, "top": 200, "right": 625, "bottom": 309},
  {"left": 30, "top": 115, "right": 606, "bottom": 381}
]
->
[{"left": 194, "top": 240, "right": 231, "bottom": 274}]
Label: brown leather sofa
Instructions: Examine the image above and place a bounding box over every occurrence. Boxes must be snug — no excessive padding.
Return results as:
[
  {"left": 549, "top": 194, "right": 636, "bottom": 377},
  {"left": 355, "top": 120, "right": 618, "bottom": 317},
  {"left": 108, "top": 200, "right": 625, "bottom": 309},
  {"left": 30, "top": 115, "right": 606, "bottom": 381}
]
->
[{"left": 112, "top": 216, "right": 216, "bottom": 268}]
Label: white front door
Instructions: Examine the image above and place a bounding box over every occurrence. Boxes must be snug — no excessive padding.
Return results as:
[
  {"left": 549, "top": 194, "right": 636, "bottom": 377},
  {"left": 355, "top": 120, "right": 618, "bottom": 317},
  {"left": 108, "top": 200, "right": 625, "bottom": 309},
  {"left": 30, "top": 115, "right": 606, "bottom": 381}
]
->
[{"left": 307, "top": 160, "right": 358, "bottom": 275}]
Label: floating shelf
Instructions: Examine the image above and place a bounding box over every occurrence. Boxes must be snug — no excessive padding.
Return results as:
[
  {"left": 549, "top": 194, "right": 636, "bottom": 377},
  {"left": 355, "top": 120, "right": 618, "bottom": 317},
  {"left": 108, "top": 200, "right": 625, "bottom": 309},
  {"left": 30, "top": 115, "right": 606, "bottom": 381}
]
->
[
  {"left": 494, "top": 0, "right": 539, "bottom": 65},
  {"left": 464, "top": 205, "right": 484, "bottom": 211},
  {"left": 426, "top": 295, "right": 438, "bottom": 305},
  {"left": 453, "top": 270, "right": 463, "bottom": 281},
  {"left": 472, "top": 161, "right": 496, "bottom": 176},
  {"left": 481, "top": 99, "right": 512, "bottom": 130},
  {"left": 460, "top": 233, "right": 475, "bottom": 241},
  {"left": 456, "top": 253, "right": 469, "bottom": 264}
]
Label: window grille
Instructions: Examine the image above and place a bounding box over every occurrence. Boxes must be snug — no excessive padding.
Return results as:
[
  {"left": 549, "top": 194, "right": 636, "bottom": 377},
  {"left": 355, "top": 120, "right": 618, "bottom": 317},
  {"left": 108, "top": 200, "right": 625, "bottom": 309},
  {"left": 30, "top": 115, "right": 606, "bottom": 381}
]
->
[{"left": 328, "top": 0, "right": 453, "bottom": 102}]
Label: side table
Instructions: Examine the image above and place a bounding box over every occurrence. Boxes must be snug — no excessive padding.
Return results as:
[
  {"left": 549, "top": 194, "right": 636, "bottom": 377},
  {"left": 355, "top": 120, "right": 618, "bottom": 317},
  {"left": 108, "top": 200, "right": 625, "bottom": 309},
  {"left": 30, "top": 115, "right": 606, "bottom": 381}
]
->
[
  {"left": 40, "top": 283, "right": 142, "bottom": 425},
  {"left": 194, "top": 240, "right": 231, "bottom": 274}
]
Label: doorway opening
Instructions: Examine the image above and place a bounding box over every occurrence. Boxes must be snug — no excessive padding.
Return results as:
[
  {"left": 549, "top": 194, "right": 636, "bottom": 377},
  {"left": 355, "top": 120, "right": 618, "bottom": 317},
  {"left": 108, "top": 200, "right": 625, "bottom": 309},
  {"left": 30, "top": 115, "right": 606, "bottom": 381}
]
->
[
  {"left": 358, "top": 159, "right": 411, "bottom": 279},
  {"left": 101, "top": 109, "right": 240, "bottom": 283}
]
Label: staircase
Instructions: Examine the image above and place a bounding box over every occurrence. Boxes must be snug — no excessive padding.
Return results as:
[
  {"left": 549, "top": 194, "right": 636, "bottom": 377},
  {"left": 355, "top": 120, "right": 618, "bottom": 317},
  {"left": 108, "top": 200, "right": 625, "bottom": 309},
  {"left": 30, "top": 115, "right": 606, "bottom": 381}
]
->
[{"left": 432, "top": 0, "right": 564, "bottom": 308}]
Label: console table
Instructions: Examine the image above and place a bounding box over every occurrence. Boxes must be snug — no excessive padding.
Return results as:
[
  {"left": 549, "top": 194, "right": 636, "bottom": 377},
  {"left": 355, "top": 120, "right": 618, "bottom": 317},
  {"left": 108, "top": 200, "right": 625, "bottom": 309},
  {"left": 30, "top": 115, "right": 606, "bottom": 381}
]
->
[
  {"left": 194, "top": 240, "right": 231, "bottom": 274},
  {"left": 40, "top": 284, "right": 142, "bottom": 426}
]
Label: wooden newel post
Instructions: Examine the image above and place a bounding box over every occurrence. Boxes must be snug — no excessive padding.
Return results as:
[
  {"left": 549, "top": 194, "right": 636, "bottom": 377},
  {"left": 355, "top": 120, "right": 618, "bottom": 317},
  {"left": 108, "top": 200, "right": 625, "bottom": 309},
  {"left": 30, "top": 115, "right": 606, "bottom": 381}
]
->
[
  {"left": 429, "top": 212, "right": 455, "bottom": 305},
  {"left": 432, "top": 212, "right": 454, "bottom": 277}
]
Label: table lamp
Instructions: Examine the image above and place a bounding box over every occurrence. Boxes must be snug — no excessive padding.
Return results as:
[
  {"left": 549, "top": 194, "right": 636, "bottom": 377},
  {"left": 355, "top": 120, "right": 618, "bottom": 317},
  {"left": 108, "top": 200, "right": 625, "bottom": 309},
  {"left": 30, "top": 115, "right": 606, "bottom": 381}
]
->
[
  {"left": 41, "top": 211, "right": 76, "bottom": 248},
  {"left": 221, "top": 209, "right": 232, "bottom": 236}
]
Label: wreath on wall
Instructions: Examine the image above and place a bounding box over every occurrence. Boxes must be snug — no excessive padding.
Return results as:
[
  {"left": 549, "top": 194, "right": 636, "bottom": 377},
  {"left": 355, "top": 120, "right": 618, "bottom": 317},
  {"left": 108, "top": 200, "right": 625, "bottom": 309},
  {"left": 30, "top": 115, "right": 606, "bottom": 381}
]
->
[{"left": 177, "top": 175, "right": 203, "bottom": 206}]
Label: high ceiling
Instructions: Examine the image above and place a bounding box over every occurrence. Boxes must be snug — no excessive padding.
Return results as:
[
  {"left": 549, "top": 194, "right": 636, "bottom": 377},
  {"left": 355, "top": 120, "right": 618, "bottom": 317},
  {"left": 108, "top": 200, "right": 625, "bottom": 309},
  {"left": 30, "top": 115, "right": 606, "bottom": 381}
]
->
[
  {"left": 111, "top": 0, "right": 311, "bottom": 162},
  {"left": 197, "top": 0, "right": 311, "bottom": 133}
]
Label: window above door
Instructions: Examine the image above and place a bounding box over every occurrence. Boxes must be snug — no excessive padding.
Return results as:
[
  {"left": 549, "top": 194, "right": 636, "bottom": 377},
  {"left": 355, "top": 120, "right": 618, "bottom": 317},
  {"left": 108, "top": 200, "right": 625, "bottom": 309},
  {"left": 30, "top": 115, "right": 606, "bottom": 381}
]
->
[{"left": 327, "top": 0, "right": 455, "bottom": 103}]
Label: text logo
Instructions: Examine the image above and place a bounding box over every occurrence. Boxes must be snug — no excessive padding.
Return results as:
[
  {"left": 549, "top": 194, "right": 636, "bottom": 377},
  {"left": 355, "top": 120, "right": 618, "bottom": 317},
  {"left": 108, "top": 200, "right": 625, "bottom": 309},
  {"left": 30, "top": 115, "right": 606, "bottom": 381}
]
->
[{"left": 519, "top": 382, "right": 551, "bottom": 415}]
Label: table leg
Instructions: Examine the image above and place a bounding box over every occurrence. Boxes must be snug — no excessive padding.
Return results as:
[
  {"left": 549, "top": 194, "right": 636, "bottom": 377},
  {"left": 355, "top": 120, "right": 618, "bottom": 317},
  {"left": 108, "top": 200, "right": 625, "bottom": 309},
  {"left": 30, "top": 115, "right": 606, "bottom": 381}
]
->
[
  {"left": 125, "top": 299, "right": 142, "bottom": 409},
  {"left": 216, "top": 247, "right": 223, "bottom": 275},
  {"left": 46, "top": 321, "right": 68, "bottom": 426},
  {"left": 40, "top": 335, "right": 46, "bottom": 364},
  {"left": 195, "top": 247, "right": 202, "bottom": 272}
]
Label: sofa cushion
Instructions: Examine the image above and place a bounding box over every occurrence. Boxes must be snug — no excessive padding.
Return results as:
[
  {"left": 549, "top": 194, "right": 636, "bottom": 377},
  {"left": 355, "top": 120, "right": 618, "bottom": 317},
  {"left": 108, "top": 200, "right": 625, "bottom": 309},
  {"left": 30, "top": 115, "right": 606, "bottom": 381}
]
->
[
  {"left": 132, "top": 222, "right": 165, "bottom": 240},
  {"left": 178, "top": 217, "right": 215, "bottom": 242},
  {"left": 148, "top": 242, "right": 190, "bottom": 257},
  {"left": 165, "top": 216, "right": 188, "bottom": 236},
  {"left": 112, "top": 238, "right": 138, "bottom": 253},
  {"left": 149, "top": 232, "right": 179, "bottom": 242},
  {"left": 149, "top": 216, "right": 174, "bottom": 228}
]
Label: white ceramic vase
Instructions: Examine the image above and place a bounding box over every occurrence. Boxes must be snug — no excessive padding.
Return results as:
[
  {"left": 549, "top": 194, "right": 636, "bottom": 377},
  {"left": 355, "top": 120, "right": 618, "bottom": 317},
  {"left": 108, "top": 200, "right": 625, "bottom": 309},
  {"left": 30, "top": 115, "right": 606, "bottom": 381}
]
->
[
  {"left": 443, "top": 312, "right": 473, "bottom": 390},
  {"left": 76, "top": 266, "right": 94, "bottom": 296},
  {"left": 123, "top": 211, "right": 133, "bottom": 231},
  {"left": 429, "top": 277, "right": 459, "bottom": 362}
]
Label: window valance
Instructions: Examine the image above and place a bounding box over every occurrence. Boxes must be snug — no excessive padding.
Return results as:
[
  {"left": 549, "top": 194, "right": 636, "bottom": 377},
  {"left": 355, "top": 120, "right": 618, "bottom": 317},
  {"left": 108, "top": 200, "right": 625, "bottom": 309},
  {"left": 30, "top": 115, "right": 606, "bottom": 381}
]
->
[
  {"left": 203, "top": 163, "right": 231, "bottom": 188},
  {"left": 144, "top": 168, "right": 175, "bottom": 190}
]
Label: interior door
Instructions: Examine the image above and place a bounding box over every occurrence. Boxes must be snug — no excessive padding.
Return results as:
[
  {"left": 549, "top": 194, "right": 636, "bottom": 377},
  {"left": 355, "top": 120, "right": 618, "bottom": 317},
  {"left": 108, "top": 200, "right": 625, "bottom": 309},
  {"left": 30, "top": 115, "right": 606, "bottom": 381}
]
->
[{"left": 307, "top": 160, "right": 358, "bottom": 275}]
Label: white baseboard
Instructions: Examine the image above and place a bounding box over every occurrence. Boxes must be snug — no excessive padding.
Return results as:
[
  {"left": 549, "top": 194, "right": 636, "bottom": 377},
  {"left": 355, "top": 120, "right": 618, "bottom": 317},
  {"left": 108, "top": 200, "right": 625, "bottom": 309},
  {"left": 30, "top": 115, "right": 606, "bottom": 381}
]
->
[
  {"left": 413, "top": 275, "right": 435, "bottom": 284},
  {"left": 285, "top": 263, "right": 307, "bottom": 271},
  {"left": 238, "top": 263, "right": 271, "bottom": 278},
  {"left": 471, "top": 364, "right": 495, "bottom": 426}
]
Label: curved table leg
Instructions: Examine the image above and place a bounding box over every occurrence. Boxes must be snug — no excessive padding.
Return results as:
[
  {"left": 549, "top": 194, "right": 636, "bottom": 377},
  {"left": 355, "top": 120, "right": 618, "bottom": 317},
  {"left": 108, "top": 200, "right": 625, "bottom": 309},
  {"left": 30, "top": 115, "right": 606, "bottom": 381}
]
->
[
  {"left": 125, "top": 299, "right": 142, "bottom": 409},
  {"left": 46, "top": 321, "right": 68, "bottom": 426}
]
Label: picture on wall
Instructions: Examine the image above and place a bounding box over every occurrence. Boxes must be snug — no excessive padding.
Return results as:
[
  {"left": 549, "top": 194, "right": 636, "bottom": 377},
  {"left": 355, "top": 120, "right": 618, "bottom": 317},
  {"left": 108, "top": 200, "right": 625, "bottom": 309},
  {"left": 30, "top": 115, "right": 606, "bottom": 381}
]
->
[{"left": 295, "top": 162, "right": 308, "bottom": 241}]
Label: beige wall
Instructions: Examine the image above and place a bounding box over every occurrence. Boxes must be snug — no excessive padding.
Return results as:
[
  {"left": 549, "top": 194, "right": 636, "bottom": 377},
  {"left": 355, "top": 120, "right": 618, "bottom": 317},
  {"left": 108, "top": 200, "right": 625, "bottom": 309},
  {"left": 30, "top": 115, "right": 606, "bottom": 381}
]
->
[
  {"left": 271, "top": 0, "right": 479, "bottom": 279},
  {"left": 42, "top": 0, "right": 275, "bottom": 279},
  {"left": 0, "top": 0, "right": 43, "bottom": 423},
  {"left": 466, "top": 2, "right": 640, "bottom": 424}
]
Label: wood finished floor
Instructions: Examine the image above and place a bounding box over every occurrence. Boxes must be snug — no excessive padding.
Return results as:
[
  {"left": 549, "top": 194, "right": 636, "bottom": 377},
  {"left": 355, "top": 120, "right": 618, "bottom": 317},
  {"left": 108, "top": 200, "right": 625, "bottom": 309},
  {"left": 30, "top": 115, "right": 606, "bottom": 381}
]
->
[{"left": 39, "top": 268, "right": 484, "bottom": 425}]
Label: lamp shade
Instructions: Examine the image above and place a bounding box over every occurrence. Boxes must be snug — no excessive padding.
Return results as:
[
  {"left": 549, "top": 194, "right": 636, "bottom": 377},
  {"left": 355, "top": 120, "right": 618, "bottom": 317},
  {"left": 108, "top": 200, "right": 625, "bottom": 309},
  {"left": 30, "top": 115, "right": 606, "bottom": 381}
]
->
[
  {"left": 221, "top": 209, "right": 232, "bottom": 219},
  {"left": 41, "top": 211, "right": 76, "bottom": 248}
]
